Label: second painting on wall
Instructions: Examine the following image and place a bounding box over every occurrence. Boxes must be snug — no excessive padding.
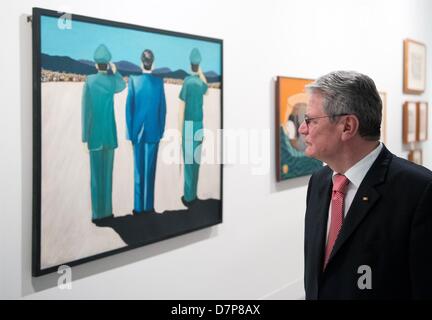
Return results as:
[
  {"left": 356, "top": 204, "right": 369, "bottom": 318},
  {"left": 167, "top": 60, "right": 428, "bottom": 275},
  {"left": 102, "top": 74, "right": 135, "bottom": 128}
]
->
[{"left": 276, "top": 77, "right": 322, "bottom": 181}]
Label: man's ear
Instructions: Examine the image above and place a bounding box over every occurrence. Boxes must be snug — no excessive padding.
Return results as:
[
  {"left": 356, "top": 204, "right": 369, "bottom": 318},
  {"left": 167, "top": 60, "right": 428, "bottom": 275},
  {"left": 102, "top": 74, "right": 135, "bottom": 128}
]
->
[{"left": 341, "top": 115, "right": 359, "bottom": 141}]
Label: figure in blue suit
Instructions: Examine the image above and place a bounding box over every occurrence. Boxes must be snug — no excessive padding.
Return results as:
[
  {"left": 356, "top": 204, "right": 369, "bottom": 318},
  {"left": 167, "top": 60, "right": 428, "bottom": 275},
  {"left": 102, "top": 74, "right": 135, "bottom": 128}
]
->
[
  {"left": 126, "top": 49, "right": 167, "bottom": 214},
  {"left": 82, "top": 44, "right": 126, "bottom": 221}
]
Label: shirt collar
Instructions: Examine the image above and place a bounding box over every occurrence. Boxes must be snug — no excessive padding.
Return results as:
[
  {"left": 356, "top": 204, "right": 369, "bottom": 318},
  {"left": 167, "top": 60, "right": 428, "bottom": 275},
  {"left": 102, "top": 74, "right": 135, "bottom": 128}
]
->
[{"left": 333, "top": 142, "right": 383, "bottom": 188}]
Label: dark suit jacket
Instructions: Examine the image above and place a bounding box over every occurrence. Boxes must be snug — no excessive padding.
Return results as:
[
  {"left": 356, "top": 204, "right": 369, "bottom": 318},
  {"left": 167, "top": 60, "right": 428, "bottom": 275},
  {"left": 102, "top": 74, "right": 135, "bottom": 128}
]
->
[{"left": 304, "top": 145, "right": 432, "bottom": 299}]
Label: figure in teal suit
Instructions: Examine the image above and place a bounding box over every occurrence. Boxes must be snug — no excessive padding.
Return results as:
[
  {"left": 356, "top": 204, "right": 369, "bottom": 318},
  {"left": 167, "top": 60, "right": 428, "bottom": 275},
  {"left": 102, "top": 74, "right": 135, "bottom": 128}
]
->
[
  {"left": 179, "top": 48, "right": 208, "bottom": 206},
  {"left": 82, "top": 44, "right": 126, "bottom": 221},
  {"left": 126, "top": 49, "right": 167, "bottom": 214}
]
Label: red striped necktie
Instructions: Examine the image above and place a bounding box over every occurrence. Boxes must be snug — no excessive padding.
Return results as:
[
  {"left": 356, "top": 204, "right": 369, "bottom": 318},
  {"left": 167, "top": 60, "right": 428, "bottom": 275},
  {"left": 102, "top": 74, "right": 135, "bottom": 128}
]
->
[{"left": 324, "top": 174, "right": 349, "bottom": 269}]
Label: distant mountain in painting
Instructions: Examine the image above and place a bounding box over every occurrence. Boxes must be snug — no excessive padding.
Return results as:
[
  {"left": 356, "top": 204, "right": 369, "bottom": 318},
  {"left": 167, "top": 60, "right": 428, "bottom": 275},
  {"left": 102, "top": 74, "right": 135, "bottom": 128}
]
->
[{"left": 41, "top": 53, "right": 221, "bottom": 82}]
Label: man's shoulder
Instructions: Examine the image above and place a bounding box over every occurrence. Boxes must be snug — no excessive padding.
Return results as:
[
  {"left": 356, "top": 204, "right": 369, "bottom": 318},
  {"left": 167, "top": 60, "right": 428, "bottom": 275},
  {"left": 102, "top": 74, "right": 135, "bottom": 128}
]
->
[
  {"left": 86, "top": 73, "right": 110, "bottom": 87},
  {"left": 129, "top": 74, "right": 143, "bottom": 81},
  {"left": 184, "top": 75, "right": 202, "bottom": 83},
  {"left": 152, "top": 75, "right": 164, "bottom": 85},
  {"left": 85, "top": 73, "right": 98, "bottom": 82},
  {"left": 142, "top": 73, "right": 164, "bottom": 84},
  {"left": 388, "top": 155, "right": 432, "bottom": 184},
  {"left": 311, "top": 165, "right": 331, "bottom": 177},
  {"left": 183, "top": 75, "right": 194, "bottom": 82},
  {"left": 309, "top": 165, "right": 331, "bottom": 184},
  {"left": 129, "top": 73, "right": 160, "bottom": 83}
]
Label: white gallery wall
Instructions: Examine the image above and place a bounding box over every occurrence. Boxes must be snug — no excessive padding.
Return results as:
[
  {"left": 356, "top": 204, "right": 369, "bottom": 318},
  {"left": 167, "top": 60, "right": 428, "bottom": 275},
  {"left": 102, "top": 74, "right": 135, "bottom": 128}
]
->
[{"left": 0, "top": 0, "right": 431, "bottom": 299}]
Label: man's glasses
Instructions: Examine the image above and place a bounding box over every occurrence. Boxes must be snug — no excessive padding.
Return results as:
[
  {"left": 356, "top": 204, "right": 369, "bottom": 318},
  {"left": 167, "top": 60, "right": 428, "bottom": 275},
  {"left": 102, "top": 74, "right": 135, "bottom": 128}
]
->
[{"left": 303, "top": 113, "right": 350, "bottom": 128}]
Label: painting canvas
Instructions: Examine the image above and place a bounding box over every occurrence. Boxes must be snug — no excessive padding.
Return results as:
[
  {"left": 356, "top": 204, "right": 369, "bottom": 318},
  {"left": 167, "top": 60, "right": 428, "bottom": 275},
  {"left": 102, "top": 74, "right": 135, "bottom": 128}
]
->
[
  {"left": 403, "top": 101, "right": 417, "bottom": 144},
  {"left": 275, "top": 76, "right": 322, "bottom": 181},
  {"left": 403, "top": 39, "right": 426, "bottom": 94},
  {"left": 417, "top": 102, "right": 428, "bottom": 141},
  {"left": 32, "top": 8, "right": 223, "bottom": 276}
]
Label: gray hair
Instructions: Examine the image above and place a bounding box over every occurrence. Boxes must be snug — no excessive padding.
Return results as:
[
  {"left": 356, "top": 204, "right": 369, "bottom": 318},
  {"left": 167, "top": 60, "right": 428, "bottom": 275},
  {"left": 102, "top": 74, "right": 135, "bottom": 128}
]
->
[{"left": 306, "top": 71, "right": 382, "bottom": 140}]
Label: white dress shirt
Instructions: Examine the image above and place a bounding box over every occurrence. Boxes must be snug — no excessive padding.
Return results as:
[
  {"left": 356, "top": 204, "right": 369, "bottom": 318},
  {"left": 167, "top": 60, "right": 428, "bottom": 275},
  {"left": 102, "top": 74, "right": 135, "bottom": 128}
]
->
[{"left": 326, "top": 143, "right": 383, "bottom": 244}]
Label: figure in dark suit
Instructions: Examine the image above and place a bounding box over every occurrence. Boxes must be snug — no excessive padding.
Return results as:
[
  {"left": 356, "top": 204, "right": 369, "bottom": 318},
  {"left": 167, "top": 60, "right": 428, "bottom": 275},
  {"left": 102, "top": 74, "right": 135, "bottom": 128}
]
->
[
  {"left": 126, "top": 49, "right": 166, "bottom": 214},
  {"left": 299, "top": 71, "right": 432, "bottom": 299}
]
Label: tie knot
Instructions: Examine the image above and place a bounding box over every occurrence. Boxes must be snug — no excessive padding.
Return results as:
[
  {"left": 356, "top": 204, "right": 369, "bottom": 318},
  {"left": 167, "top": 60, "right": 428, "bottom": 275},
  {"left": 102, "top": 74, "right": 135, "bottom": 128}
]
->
[{"left": 333, "top": 174, "right": 349, "bottom": 194}]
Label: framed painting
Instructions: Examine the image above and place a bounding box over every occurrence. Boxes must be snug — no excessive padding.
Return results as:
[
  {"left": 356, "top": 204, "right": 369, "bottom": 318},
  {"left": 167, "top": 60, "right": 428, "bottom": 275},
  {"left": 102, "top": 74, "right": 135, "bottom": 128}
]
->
[
  {"left": 408, "top": 149, "right": 422, "bottom": 166},
  {"left": 402, "top": 101, "right": 417, "bottom": 144},
  {"left": 403, "top": 39, "right": 426, "bottom": 94},
  {"left": 275, "top": 76, "right": 322, "bottom": 181},
  {"left": 32, "top": 8, "right": 223, "bottom": 276},
  {"left": 378, "top": 91, "right": 387, "bottom": 144},
  {"left": 417, "top": 102, "right": 428, "bottom": 141}
]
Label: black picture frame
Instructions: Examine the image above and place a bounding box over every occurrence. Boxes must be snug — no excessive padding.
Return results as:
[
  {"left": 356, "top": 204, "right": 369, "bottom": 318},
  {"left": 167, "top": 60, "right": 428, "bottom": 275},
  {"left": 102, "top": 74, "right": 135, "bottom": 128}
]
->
[{"left": 32, "top": 7, "right": 223, "bottom": 276}]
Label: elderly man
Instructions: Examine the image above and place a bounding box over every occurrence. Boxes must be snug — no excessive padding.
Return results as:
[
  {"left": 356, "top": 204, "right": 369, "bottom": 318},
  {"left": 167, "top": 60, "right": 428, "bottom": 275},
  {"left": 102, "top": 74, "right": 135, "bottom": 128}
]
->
[
  {"left": 82, "top": 44, "right": 126, "bottom": 221},
  {"left": 300, "top": 71, "right": 432, "bottom": 299}
]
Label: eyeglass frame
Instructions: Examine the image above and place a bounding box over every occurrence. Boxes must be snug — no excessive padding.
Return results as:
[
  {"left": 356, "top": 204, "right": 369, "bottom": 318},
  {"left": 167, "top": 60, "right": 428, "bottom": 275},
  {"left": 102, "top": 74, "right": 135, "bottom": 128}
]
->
[{"left": 303, "top": 113, "right": 351, "bottom": 128}]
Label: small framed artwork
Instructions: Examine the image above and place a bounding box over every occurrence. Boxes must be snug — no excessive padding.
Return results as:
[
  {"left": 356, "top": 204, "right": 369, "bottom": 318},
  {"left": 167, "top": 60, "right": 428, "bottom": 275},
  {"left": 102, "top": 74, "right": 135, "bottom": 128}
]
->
[
  {"left": 417, "top": 102, "right": 428, "bottom": 141},
  {"left": 403, "top": 102, "right": 418, "bottom": 144},
  {"left": 408, "top": 149, "right": 422, "bottom": 165},
  {"left": 275, "top": 76, "right": 323, "bottom": 181},
  {"left": 32, "top": 8, "right": 223, "bottom": 276},
  {"left": 379, "top": 91, "right": 387, "bottom": 144},
  {"left": 403, "top": 39, "right": 427, "bottom": 94}
]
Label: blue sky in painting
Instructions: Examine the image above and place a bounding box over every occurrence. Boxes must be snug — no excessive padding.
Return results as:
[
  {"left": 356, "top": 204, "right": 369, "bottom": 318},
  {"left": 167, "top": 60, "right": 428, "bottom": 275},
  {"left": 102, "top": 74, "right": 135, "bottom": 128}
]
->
[{"left": 41, "top": 15, "right": 221, "bottom": 74}]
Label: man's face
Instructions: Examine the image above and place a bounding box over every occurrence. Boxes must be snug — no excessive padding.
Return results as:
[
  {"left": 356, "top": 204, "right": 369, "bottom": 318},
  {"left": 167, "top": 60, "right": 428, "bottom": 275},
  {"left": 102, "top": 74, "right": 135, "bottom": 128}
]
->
[{"left": 298, "top": 92, "right": 342, "bottom": 162}]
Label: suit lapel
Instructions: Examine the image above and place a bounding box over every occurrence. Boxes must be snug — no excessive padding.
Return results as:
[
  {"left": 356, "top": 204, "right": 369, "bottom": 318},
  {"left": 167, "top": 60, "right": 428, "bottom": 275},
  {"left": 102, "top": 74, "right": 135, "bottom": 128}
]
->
[
  {"left": 310, "top": 170, "right": 332, "bottom": 290},
  {"left": 326, "top": 146, "right": 393, "bottom": 267}
]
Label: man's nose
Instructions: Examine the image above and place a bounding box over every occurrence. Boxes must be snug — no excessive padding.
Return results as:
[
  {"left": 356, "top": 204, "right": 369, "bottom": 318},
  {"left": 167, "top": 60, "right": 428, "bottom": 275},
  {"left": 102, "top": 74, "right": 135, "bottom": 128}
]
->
[{"left": 298, "top": 120, "right": 307, "bottom": 135}]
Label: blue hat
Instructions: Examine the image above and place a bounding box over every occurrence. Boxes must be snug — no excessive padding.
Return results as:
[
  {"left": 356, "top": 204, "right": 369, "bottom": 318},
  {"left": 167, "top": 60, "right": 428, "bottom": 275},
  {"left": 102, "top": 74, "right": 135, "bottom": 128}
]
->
[
  {"left": 189, "top": 48, "right": 201, "bottom": 64},
  {"left": 93, "top": 44, "right": 112, "bottom": 63}
]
